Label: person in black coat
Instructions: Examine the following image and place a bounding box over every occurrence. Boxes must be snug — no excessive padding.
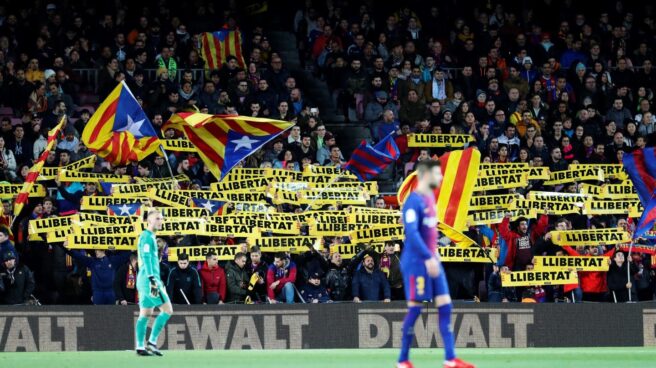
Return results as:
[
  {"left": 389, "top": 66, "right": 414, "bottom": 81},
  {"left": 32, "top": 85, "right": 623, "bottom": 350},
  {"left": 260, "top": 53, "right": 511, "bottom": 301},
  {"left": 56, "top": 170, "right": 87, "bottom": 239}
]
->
[
  {"left": 351, "top": 255, "right": 391, "bottom": 302},
  {"left": 607, "top": 251, "right": 639, "bottom": 303},
  {"left": 246, "top": 246, "right": 269, "bottom": 302},
  {"left": 113, "top": 253, "right": 138, "bottom": 305},
  {"left": 166, "top": 253, "right": 202, "bottom": 304},
  {"left": 0, "top": 251, "right": 35, "bottom": 305}
]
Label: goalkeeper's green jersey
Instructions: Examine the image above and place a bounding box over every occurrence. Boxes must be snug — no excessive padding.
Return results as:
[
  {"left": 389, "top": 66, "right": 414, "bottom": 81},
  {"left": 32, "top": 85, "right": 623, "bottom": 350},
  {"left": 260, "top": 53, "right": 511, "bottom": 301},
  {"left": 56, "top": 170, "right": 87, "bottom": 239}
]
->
[{"left": 137, "top": 229, "right": 160, "bottom": 283}]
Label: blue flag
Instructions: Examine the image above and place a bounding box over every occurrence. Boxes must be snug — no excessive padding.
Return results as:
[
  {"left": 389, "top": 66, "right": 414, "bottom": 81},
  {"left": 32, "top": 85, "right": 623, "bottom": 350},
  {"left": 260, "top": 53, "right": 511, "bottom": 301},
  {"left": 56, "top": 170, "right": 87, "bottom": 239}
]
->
[
  {"left": 107, "top": 203, "right": 142, "bottom": 216},
  {"left": 344, "top": 134, "right": 400, "bottom": 182},
  {"left": 191, "top": 198, "right": 225, "bottom": 215}
]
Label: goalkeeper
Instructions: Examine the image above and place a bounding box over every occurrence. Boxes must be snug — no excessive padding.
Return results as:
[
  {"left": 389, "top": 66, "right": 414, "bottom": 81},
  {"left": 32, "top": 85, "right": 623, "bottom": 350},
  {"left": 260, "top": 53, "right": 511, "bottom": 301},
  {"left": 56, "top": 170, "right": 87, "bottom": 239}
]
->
[{"left": 135, "top": 209, "right": 173, "bottom": 356}]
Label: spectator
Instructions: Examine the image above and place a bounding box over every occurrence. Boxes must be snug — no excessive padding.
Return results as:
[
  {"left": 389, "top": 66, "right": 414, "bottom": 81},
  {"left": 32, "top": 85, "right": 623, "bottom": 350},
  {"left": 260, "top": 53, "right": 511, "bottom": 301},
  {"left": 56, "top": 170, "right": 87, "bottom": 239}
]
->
[
  {"left": 113, "top": 253, "right": 139, "bottom": 305},
  {"left": 300, "top": 272, "right": 331, "bottom": 303},
  {"left": 399, "top": 89, "right": 426, "bottom": 124},
  {"left": 605, "top": 98, "right": 632, "bottom": 130},
  {"left": 247, "top": 246, "right": 268, "bottom": 303},
  {"left": 0, "top": 251, "right": 35, "bottom": 305},
  {"left": 65, "top": 247, "right": 131, "bottom": 305},
  {"left": 351, "top": 254, "right": 391, "bottom": 302},
  {"left": 225, "top": 252, "right": 250, "bottom": 303},
  {"left": 267, "top": 252, "right": 297, "bottom": 304},
  {"left": 166, "top": 252, "right": 202, "bottom": 304},
  {"left": 199, "top": 251, "right": 226, "bottom": 304},
  {"left": 607, "top": 252, "right": 638, "bottom": 303},
  {"left": 378, "top": 242, "right": 403, "bottom": 300},
  {"left": 0, "top": 228, "right": 18, "bottom": 265}
]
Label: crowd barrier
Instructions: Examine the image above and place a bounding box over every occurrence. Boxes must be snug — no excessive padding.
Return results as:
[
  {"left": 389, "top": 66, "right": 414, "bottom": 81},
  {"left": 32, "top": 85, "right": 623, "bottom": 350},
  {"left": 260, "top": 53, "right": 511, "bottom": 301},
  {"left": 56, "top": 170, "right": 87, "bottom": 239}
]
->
[{"left": 1, "top": 302, "right": 655, "bottom": 351}]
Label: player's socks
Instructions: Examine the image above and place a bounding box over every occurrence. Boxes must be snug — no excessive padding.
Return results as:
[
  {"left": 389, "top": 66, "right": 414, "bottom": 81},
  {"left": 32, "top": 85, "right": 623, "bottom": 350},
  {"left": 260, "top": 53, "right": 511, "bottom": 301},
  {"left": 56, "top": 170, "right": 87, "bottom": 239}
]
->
[
  {"left": 135, "top": 316, "right": 149, "bottom": 350},
  {"left": 438, "top": 303, "right": 456, "bottom": 361},
  {"left": 398, "top": 305, "right": 422, "bottom": 363},
  {"left": 148, "top": 312, "right": 171, "bottom": 346}
]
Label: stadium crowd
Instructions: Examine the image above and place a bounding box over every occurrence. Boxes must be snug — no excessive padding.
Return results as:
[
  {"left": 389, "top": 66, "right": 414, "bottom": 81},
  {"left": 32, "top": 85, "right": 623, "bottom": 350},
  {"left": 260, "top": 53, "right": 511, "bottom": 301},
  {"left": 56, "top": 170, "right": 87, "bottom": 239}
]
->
[{"left": 0, "top": 0, "right": 655, "bottom": 305}]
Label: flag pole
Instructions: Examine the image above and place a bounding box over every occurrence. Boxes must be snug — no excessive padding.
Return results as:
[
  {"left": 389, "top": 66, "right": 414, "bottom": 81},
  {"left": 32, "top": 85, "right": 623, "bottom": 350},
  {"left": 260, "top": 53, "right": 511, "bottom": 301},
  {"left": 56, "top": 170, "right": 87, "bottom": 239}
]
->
[
  {"left": 627, "top": 241, "right": 633, "bottom": 302},
  {"left": 158, "top": 144, "right": 177, "bottom": 179}
]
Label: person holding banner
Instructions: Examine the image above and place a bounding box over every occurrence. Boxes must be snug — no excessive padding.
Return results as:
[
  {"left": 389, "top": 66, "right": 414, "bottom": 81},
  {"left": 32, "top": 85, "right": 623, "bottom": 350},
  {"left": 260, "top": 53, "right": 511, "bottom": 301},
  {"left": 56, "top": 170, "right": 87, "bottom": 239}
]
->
[
  {"left": 134, "top": 209, "right": 173, "bottom": 356},
  {"left": 607, "top": 251, "right": 639, "bottom": 303},
  {"left": 397, "top": 160, "right": 474, "bottom": 368}
]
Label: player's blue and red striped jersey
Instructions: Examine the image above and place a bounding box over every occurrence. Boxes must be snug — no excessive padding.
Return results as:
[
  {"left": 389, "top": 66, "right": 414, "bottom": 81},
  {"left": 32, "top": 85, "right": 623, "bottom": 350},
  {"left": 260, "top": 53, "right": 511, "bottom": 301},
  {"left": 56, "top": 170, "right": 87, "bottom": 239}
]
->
[{"left": 401, "top": 191, "right": 438, "bottom": 265}]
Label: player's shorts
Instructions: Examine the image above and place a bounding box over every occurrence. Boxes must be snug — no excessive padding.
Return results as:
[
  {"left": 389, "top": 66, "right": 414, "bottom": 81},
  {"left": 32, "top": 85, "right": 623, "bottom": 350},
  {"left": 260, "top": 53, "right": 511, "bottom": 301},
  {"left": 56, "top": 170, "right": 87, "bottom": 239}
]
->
[
  {"left": 403, "top": 263, "right": 449, "bottom": 302},
  {"left": 137, "top": 280, "right": 170, "bottom": 309}
]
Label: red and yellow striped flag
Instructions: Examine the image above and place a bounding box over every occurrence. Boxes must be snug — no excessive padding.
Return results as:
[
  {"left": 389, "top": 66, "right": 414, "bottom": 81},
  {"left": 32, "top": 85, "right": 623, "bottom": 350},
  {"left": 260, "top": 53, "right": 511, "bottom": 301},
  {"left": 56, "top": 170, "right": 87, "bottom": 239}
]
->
[
  {"left": 200, "top": 29, "right": 246, "bottom": 71},
  {"left": 163, "top": 113, "right": 294, "bottom": 179},
  {"left": 397, "top": 148, "right": 480, "bottom": 232},
  {"left": 14, "top": 116, "right": 66, "bottom": 217}
]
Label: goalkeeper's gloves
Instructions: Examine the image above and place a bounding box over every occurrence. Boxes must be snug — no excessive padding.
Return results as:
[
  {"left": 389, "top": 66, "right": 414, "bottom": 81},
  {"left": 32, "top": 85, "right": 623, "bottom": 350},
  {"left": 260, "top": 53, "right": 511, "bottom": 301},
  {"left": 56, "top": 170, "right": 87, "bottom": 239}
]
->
[{"left": 148, "top": 276, "right": 160, "bottom": 298}]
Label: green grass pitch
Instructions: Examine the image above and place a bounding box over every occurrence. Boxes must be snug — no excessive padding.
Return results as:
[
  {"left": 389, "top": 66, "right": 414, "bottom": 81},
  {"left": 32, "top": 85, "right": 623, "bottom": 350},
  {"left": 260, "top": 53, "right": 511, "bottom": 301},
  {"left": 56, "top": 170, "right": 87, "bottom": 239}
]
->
[{"left": 1, "top": 348, "right": 655, "bottom": 368}]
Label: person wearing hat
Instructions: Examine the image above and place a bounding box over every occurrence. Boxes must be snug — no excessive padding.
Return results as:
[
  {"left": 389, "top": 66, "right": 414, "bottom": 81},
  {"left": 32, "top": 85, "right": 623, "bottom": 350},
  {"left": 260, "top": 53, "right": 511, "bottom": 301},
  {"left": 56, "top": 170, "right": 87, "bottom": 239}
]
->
[
  {"left": 351, "top": 253, "right": 391, "bottom": 302},
  {"left": 520, "top": 57, "right": 538, "bottom": 85},
  {"left": 300, "top": 272, "right": 331, "bottom": 303},
  {"left": 0, "top": 250, "right": 35, "bottom": 305},
  {"left": 365, "top": 90, "right": 398, "bottom": 126}
]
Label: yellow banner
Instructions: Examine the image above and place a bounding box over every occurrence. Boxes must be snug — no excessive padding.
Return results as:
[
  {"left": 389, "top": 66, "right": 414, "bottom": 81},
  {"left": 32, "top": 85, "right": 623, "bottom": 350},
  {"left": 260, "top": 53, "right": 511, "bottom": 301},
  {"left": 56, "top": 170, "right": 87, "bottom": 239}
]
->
[
  {"left": 543, "top": 167, "right": 604, "bottom": 185},
  {"left": 350, "top": 225, "right": 404, "bottom": 243},
  {"left": 135, "top": 174, "right": 189, "bottom": 183},
  {"left": 299, "top": 190, "right": 369, "bottom": 205},
  {"left": 72, "top": 223, "right": 137, "bottom": 236},
  {"left": 0, "top": 184, "right": 46, "bottom": 199},
  {"left": 160, "top": 138, "right": 196, "bottom": 152},
  {"left": 168, "top": 245, "right": 240, "bottom": 261},
  {"left": 600, "top": 182, "right": 637, "bottom": 199},
  {"left": 347, "top": 212, "right": 400, "bottom": 225},
  {"left": 246, "top": 236, "right": 321, "bottom": 252},
  {"left": 407, "top": 133, "right": 475, "bottom": 148},
  {"left": 501, "top": 270, "right": 578, "bottom": 287},
  {"left": 330, "top": 243, "right": 386, "bottom": 259},
  {"left": 313, "top": 181, "right": 378, "bottom": 195},
  {"left": 550, "top": 228, "right": 631, "bottom": 246},
  {"left": 66, "top": 234, "right": 136, "bottom": 250},
  {"left": 77, "top": 213, "right": 139, "bottom": 225},
  {"left": 159, "top": 207, "right": 212, "bottom": 218},
  {"left": 45, "top": 229, "right": 70, "bottom": 243},
  {"left": 210, "top": 177, "right": 270, "bottom": 192},
  {"left": 29, "top": 216, "right": 72, "bottom": 234},
  {"left": 510, "top": 199, "right": 580, "bottom": 215},
  {"left": 233, "top": 203, "right": 275, "bottom": 213},
  {"left": 580, "top": 184, "right": 602, "bottom": 198},
  {"left": 571, "top": 164, "right": 624, "bottom": 179},
  {"left": 306, "top": 213, "right": 349, "bottom": 224},
  {"left": 203, "top": 222, "right": 254, "bottom": 237},
  {"left": 113, "top": 181, "right": 175, "bottom": 197},
  {"left": 303, "top": 165, "right": 341, "bottom": 175},
  {"left": 81, "top": 196, "right": 149, "bottom": 211},
  {"left": 480, "top": 167, "right": 550, "bottom": 180},
  {"left": 527, "top": 191, "right": 588, "bottom": 204},
  {"left": 479, "top": 163, "right": 529, "bottom": 170},
  {"left": 309, "top": 222, "right": 369, "bottom": 236},
  {"left": 58, "top": 170, "right": 131, "bottom": 183},
  {"left": 469, "top": 194, "right": 518, "bottom": 211},
  {"left": 39, "top": 156, "right": 96, "bottom": 180},
  {"left": 148, "top": 188, "right": 192, "bottom": 207},
  {"left": 248, "top": 219, "right": 299, "bottom": 235},
  {"left": 466, "top": 208, "right": 537, "bottom": 226},
  {"left": 533, "top": 256, "right": 609, "bottom": 271},
  {"left": 438, "top": 247, "right": 497, "bottom": 263},
  {"left": 474, "top": 173, "right": 528, "bottom": 191},
  {"left": 583, "top": 199, "right": 642, "bottom": 217}
]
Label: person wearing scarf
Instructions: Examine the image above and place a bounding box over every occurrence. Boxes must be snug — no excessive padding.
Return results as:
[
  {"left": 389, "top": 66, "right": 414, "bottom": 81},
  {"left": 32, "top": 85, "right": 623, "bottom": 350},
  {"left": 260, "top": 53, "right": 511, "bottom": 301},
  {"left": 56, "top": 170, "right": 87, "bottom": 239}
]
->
[{"left": 114, "top": 253, "right": 139, "bottom": 305}]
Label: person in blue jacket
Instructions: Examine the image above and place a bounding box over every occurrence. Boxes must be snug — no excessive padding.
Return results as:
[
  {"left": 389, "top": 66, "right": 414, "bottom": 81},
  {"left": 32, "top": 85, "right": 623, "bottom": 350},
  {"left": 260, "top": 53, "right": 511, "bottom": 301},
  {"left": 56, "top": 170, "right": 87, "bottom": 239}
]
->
[
  {"left": 0, "top": 227, "right": 18, "bottom": 264},
  {"left": 64, "top": 245, "right": 132, "bottom": 305},
  {"left": 351, "top": 254, "right": 391, "bottom": 302}
]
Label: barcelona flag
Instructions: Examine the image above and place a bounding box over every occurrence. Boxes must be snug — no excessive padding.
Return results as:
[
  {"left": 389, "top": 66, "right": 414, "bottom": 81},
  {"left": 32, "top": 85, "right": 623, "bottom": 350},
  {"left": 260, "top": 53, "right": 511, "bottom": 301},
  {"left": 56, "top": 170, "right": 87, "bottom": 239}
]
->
[
  {"left": 344, "top": 134, "right": 400, "bottom": 182},
  {"left": 81, "top": 81, "right": 161, "bottom": 165},
  {"left": 191, "top": 198, "right": 226, "bottom": 216},
  {"left": 200, "top": 29, "right": 246, "bottom": 71},
  {"left": 163, "top": 113, "right": 294, "bottom": 179},
  {"left": 397, "top": 148, "right": 480, "bottom": 233},
  {"left": 623, "top": 148, "right": 656, "bottom": 239}
]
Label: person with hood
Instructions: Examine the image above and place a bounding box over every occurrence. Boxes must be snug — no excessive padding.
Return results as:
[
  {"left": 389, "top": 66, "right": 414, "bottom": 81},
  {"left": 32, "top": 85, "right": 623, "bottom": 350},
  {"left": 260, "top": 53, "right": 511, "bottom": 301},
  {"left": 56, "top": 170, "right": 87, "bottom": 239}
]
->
[
  {"left": 63, "top": 245, "right": 132, "bottom": 305},
  {"left": 246, "top": 246, "right": 269, "bottom": 302},
  {"left": 0, "top": 250, "right": 35, "bottom": 305},
  {"left": 225, "top": 252, "right": 250, "bottom": 303},
  {"left": 166, "top": 252, "right": 202, "bottom": 304},
  {"left": 113, "top": 252, "right": 139, "bottom": 305},
  {"left": 351, "top": 254, "right": 391, "bottom": 302},
  {"left": 607, "top": 251, "right": 639, "bottom": 302},
  {"left": 266, "top": 252, "right": 297, "bottom": 304},
  {"left": 300, "top": 272, "right": 331, "bottom": 303},
  {"left": 199, "top": 250, "right": 226, "bottom": 304}
]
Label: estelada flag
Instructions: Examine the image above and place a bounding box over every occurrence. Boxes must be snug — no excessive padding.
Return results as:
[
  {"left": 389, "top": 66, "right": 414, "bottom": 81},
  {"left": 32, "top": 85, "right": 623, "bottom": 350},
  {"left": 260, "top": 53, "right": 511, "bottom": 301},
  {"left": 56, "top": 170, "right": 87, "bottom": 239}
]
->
[
  {"left": 397, "top": 148, "right": 480, "bottom": 233},
  {"left": 200, "top": 28, "right": 246, "bottom": 71},
  {"left": 81, "top": 81, "right": 161, "bottom": 165},
  {"left": 191, "top": 198, "right": 226, "bottom": 216},
  {"left": 163, "top": 113, "right": 294, "bottom": 180},
  {"left": 107, "top": 203, "right": 142, "bottom": 216}
]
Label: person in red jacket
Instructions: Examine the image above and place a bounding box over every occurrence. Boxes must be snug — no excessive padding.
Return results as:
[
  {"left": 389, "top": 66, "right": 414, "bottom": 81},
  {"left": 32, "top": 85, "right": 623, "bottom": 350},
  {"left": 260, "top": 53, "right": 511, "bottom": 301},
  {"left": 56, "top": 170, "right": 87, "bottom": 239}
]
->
[
  {"left": 199, "top": 250, "right": 226, "bottom": 304},
  {"left": 563, "top": 245, "right": 616, "bottom": 302},
  {"left": 500, "top": 213, "right": 548, "bottom": 271},
  {"left": 266, "top": 252, "right": 297, "bottom": 304}
]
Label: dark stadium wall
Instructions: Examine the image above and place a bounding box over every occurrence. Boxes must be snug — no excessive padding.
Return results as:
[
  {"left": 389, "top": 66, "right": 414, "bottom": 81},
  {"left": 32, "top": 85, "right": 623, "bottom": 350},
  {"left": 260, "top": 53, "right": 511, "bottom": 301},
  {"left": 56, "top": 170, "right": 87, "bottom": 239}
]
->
[{"left": 0, "top": 303, "right": 654, "bottom": 351}]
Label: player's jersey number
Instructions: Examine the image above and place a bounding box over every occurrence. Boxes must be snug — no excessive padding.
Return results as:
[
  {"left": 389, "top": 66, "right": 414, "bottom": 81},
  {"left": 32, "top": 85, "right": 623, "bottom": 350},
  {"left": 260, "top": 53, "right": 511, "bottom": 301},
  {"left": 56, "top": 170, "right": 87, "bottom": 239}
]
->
[{"left": 416, "top": 276, "right": 425, "bottom": 295}]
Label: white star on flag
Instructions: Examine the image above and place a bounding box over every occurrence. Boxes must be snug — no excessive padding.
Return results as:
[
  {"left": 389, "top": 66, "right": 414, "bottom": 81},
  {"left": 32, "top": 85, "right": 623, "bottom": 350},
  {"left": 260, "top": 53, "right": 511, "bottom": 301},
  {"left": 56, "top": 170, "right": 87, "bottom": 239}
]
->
[
  {"left": 201, "top": 201, "right": 215, "bottom": 212},
  {"left": 116, "top": 114, "right": 145, "bottom": 138},
  {"left": 117, "top": 204, "right": 132, "bottom": 215},
  {"left": 231, "top": 135, "right": 259, "bottom": 151}
]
